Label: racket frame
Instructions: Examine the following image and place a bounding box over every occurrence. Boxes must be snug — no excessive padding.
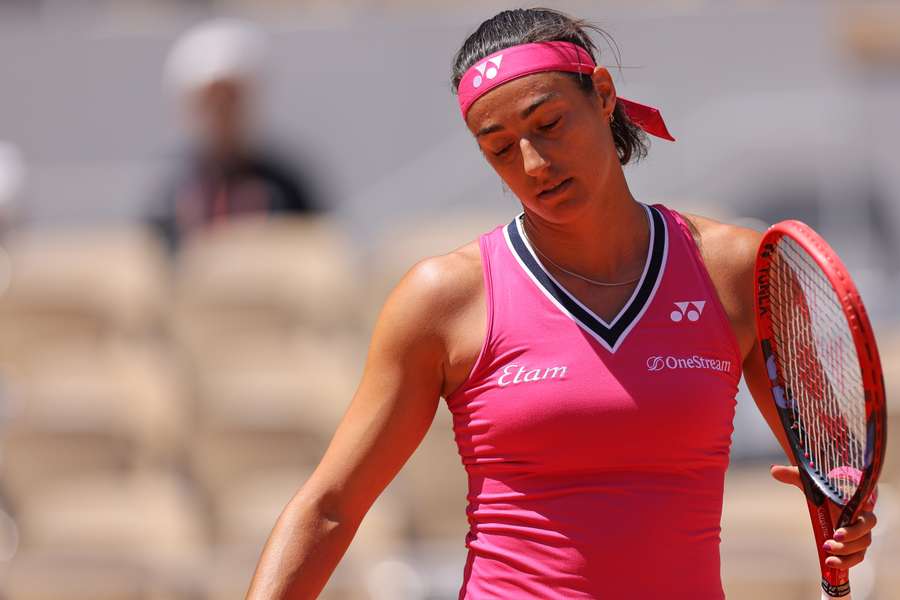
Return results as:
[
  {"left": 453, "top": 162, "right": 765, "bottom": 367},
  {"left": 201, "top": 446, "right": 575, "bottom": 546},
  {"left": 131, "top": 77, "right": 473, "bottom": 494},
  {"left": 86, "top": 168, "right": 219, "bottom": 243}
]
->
[{"left": 754, "top": 220, "right": 887, "bottom": 598}]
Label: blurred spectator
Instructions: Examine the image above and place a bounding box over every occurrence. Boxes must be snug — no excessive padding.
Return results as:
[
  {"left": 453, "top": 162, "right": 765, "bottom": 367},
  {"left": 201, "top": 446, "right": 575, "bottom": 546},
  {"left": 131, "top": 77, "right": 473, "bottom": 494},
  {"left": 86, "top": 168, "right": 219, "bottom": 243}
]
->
[
  {"left": 149, "top": 18, "right": 321, "bottom": 251},
  {"left": 0, "top": 141, "right": 24, "bottom": 239}
]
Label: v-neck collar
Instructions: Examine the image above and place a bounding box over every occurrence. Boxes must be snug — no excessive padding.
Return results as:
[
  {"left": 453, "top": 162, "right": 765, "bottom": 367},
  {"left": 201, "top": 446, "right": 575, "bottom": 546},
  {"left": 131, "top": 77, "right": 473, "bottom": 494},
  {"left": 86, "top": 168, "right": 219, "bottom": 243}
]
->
[{"left": 503, "top": 204, "right": 669, "bottom": 353}]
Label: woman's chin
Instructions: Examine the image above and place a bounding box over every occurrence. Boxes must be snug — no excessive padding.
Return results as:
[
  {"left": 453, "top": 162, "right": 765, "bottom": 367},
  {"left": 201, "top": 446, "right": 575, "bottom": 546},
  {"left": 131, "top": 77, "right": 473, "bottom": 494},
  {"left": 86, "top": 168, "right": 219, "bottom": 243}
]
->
[{"left": 525, "top": 192, "right": 589, "bottom": 224}]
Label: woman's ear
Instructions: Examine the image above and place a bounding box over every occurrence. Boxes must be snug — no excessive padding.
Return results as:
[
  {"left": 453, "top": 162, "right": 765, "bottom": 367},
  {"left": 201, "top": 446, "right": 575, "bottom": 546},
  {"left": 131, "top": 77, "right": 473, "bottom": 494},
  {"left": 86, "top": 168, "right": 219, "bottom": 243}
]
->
[{"left": 591, "top": 66, "right": 617, "bottom": 120}]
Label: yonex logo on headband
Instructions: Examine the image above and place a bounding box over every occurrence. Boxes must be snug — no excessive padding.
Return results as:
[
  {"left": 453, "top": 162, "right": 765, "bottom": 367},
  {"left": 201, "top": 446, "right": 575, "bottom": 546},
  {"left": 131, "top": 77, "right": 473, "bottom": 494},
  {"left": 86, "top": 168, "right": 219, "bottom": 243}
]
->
[{"left": 472, "top": 55, "right": 503, "bottom": 88}]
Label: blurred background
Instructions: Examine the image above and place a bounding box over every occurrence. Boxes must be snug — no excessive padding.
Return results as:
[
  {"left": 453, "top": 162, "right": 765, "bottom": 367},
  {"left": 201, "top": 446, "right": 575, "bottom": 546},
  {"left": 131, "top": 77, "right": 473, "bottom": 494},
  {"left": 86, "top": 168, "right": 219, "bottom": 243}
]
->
[{"left": 0, "top": 0, "right": 899, "bottom": 598}]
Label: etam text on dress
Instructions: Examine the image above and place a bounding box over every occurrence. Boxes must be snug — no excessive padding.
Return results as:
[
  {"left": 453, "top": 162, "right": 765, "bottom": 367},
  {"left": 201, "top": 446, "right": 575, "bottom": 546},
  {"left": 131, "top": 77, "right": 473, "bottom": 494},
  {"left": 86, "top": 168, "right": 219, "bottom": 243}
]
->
[{"left": 497, "top": 364, "right": 568, "bottom": 387}]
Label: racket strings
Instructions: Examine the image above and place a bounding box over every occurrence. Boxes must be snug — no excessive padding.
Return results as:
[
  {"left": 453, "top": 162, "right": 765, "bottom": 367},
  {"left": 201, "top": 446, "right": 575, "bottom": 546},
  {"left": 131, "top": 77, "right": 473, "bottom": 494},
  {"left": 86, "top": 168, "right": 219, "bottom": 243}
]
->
[
  {"left": 768, "top": 237, "right": 866, "bottom": 503},
  {"left": 776, "top": 241, "right": 863, "bottom": 404}
]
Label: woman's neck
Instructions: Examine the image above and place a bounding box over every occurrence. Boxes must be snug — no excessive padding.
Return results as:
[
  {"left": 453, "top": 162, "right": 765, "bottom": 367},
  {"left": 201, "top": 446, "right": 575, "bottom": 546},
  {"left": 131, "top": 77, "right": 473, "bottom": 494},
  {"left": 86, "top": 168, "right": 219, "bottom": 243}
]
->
[{"left": 521, "top": 193, "right": 650, "bottom": 285}]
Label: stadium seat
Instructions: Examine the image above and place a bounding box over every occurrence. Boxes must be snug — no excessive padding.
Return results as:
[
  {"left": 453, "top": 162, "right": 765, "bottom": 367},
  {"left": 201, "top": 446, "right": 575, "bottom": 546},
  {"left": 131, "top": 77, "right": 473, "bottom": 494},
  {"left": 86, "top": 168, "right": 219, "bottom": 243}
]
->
[
  {"left": 1, "top": 343, "right": 187, "bottom": 504},
  {"left": 7, "top": 471, "right": 207, "bottom": 600},
  {"left": 15, "top": 470, "right": 205, "bottom": 563},
  {"left": 3, "top": 555, "right": 146, "bottom": 600},
  {"left": 0, "top": 227, "right": 168, "bottom": 361},
  {"left": 171, "top": 216, "right": 362, "bottom": 358},
  {"left": 187, "top": 334, "right": 360, "bottom": 502}
]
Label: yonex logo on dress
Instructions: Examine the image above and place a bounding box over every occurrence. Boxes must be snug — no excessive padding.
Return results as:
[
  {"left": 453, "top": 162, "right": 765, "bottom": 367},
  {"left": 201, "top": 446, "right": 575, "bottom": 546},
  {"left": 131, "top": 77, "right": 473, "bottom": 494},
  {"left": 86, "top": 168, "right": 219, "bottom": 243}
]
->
[
  {"left": 472, "top": 55, "right": 503, "bottom": 88},
  {"left": 670, "top": 301, "right": 706, "bottom": 322},
  {"left": 497, "top": 363, "right": 567, "bottom": 387},
  {"left": 646, "top": 355, "right": 731, "bottom": 373}
]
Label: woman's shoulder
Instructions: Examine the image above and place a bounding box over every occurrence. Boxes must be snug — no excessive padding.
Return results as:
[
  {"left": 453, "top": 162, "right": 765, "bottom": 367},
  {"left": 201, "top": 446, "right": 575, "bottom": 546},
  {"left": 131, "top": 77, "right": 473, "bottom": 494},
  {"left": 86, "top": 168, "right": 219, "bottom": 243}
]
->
[
  {"left": 374, "top": 240, "right": 486, "bottom": 393},
  {"left": 382, "top": 239, "right": 484, "bottom": 334},
  {"left": 678, "top": 212, "right": 763, "bottom": 357},
  {"left": 678, "top": 212, "right": 761, "bottom": 277},
  {"left": 403, "top": 240, "right": 483, "bottom": 299}
]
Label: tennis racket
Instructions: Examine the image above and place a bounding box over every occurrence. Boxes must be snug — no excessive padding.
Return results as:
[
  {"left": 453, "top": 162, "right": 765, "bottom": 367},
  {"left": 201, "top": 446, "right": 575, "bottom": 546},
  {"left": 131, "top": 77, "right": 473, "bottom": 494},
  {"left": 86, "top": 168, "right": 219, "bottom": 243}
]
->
[{"left": 754, "top": 220, "right": 887, "bottom": 599}]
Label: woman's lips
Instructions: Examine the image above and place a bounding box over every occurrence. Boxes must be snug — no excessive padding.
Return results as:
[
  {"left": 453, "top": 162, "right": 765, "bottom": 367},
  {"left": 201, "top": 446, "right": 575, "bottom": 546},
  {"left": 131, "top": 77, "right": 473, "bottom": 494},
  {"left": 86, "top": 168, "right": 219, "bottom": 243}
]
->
[{"left": 538, "top": 177, "right": 573, "bottom": 200}]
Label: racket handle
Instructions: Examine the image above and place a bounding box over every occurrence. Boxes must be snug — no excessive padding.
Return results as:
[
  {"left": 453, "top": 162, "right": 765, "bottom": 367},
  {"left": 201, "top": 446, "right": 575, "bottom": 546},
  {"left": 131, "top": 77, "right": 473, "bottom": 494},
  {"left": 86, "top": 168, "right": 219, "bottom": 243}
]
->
[
  {"left": 802, "top": 498, "right": 851, "bottom": 598},
  {"left": 821, "top": 576, "right": 851, "bottom": 598}
]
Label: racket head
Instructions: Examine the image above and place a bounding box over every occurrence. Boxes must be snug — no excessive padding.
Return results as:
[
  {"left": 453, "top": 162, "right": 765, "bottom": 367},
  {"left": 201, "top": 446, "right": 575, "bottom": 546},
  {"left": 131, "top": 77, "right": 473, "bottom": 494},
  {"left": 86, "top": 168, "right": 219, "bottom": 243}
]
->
[{"left": 754, "top": 220, "right": 887, "bottom": 525}]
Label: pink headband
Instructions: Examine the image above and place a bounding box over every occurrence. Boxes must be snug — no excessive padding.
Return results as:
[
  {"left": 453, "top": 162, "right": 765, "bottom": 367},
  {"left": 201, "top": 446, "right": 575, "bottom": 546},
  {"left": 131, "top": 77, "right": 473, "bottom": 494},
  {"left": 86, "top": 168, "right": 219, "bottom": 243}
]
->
[{"left": 457, "top": 41, "right": 675, "bottom": 142}]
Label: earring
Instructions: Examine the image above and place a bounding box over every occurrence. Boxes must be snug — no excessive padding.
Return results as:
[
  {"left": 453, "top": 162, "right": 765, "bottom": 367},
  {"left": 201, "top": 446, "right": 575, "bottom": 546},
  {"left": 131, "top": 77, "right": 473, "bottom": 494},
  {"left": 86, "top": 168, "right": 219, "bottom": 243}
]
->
[{"left": 609, "top": 113, "right": 614, "bottom": 124}]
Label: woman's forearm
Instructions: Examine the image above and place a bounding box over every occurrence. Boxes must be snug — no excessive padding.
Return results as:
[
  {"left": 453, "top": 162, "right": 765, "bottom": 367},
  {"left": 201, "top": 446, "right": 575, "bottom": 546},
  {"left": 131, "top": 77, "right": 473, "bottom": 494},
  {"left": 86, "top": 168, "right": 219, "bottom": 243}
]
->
[{"left": 245, "top": 489, "right": 360, "bottom": 600}]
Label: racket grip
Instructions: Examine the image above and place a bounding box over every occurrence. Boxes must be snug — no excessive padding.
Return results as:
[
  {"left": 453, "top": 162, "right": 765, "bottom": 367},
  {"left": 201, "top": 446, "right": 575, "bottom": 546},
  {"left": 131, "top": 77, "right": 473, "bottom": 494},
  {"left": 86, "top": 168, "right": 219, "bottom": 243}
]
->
[
  {"left": 822, "top": 592, "right": 852, "bottom": 600},
  {"left": 803, "top": 499, "right": 851, "bottom": 598}
]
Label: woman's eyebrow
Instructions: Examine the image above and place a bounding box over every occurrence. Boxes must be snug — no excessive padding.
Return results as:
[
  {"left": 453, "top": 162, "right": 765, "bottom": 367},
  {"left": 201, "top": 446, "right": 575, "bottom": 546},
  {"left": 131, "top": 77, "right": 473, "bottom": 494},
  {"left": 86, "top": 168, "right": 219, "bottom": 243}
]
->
[
  {"left": 476, "top": 92, "right": 562, "bottom": 138},
  {"left": 476, "top": 123, "right": 504, "bottom": 138},
  {"left": 521, "top": 92, "right": 560, "bottom": 118}
]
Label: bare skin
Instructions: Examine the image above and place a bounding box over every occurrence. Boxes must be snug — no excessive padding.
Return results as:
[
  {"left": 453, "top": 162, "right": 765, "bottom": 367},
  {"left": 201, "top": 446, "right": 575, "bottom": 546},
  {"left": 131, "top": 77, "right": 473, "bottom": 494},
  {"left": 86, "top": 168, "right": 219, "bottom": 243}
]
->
[{"left": 246, "top": 67, "right": 876, "bottom": 599}]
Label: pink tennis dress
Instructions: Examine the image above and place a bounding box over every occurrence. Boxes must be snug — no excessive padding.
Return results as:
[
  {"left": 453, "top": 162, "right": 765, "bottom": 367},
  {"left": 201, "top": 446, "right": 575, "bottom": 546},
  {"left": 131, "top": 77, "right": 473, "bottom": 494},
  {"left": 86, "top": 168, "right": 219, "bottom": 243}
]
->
[{"left": 445, "top": 204, "right": 742, "bottom": 599}]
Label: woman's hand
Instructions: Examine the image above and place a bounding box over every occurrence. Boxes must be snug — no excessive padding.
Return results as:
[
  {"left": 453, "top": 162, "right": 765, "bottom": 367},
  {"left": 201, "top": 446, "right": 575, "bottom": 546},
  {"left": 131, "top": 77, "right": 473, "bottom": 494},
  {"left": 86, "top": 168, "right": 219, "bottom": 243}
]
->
[{"left": 770, "top": 465, "right": 878, "bottom": 569}]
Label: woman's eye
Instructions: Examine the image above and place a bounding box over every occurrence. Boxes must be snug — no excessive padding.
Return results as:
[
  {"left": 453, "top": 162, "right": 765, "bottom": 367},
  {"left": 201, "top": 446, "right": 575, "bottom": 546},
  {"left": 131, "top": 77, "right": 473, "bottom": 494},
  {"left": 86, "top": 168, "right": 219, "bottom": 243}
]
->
[
  {"left": 540, "top": 118, "right": 561, "bottom": 131},
  {"left": 493, "top": 144, "right": 513, "bottom": 157}
]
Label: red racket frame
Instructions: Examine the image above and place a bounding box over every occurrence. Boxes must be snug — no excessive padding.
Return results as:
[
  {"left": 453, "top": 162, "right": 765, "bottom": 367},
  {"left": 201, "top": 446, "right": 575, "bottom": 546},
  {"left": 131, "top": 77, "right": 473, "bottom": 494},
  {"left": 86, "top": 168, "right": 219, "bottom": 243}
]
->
[{"left": 754, "top": 220, "right": 887, "bottom": 598}]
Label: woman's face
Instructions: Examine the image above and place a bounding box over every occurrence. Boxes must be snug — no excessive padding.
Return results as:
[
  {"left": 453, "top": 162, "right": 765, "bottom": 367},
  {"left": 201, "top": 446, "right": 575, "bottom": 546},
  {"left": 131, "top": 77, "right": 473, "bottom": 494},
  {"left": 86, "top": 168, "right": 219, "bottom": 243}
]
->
[
  {"left": 465, "top": 68, "right": 619, "bottom": 225},
  {"left": 191, "top": 78, "right": 249, "bottom": 155}
]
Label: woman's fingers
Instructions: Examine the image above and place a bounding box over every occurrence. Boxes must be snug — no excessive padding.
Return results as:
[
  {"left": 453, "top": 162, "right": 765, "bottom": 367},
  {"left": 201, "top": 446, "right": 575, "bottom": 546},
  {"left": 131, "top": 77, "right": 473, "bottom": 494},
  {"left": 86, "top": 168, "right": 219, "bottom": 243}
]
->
[
  {"left": 822, "top": 511, "right": 877, "bottom": 569},
  {"left": 769, "top": 464, "right": 802, "bottom": 490},
  {"left": 767, "top": 464, "right": 879, "bottom": 570},
  {"left": 824, "top": 550, "right": 867, "bottom": 570},
  {"left": 835, "top": 511, "right": 878, "bottom": 542},
  {"left": 824, "top": 532, "right": 872, "bottom": 557}
]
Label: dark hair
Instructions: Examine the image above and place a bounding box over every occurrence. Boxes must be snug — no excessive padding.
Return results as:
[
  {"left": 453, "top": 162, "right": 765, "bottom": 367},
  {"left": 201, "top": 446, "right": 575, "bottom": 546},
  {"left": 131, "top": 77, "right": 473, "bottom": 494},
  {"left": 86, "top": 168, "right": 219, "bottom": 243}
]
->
[{"left": 451, "top": 8, "right": 648, "bottom": 165}]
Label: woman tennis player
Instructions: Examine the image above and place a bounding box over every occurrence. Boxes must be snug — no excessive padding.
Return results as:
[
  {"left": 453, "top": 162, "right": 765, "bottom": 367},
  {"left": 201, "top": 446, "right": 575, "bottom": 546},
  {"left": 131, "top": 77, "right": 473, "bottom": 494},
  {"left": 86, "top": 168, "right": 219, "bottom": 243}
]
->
[{"left": 247, "top": 8, "right": 878, "bottom": 598}]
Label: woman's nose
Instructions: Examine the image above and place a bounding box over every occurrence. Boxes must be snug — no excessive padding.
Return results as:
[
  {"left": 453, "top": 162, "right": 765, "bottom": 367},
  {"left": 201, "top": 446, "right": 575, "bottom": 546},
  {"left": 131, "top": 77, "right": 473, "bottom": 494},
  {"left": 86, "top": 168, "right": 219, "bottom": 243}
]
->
[{"left": 520, "top": 138, "right": 549, "bottom": 175}]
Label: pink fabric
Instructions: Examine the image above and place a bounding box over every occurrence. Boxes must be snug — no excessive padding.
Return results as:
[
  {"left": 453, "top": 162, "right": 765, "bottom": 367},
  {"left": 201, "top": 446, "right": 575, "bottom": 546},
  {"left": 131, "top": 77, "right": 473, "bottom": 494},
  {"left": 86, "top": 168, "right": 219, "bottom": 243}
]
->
[
  {"left": 446, "top": 204, "right": 741, "bottom": 598},
  {"left": 827, "top": 467, "right": 863, "bottom": 485},
  {"left": 616, "top": 97, "right": 676, "bottom": 142},
  {"left": 457, "top": 41, "right": 675, "bottom": 141},
  {"left": 457, "top": 42, "right": 594, "bottom": 118}
]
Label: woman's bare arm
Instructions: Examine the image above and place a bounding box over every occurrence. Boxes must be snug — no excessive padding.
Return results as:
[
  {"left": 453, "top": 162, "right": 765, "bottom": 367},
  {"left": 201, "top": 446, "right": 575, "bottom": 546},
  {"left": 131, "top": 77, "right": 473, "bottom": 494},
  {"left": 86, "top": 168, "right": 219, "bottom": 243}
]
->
[{"left": 245, "top": 248, "right": 481, "bottom": 599}]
